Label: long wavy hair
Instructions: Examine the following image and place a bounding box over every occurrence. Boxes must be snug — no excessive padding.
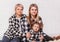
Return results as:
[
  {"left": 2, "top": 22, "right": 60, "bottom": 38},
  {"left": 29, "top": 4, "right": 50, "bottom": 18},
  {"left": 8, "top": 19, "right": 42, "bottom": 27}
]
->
[
  {"left": 28, "top": 4, "right": 43, "bottom": 30},
  {"left": 28, "top": 4, "right": 38, "bottom": 23}
]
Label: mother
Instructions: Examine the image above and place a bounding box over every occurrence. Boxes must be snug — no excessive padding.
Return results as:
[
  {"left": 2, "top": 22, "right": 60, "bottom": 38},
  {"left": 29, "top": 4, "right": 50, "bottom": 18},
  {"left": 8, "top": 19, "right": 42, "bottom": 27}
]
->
[{"left": 26, "top": 4, "right": 54, "bottom": 42}]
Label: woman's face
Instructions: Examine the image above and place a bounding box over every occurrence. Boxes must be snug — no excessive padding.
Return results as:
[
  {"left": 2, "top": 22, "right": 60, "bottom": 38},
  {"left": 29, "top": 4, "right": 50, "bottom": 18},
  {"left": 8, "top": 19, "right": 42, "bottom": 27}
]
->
[
  {"left": 15, "top": 6, "right": 23, "bottom": 16},
  {"left": 30, "top": 7, "right": 38, "bottom": 16},
  {"left": 32, "top": 24, "right": 39, "bottom": 32}
]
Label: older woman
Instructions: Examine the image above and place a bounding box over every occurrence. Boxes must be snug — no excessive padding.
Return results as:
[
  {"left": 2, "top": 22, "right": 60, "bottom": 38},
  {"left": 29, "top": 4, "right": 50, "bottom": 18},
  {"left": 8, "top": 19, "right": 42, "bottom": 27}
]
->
[{"left": 2, "top": 4, "right": 30, "bottom": 42}]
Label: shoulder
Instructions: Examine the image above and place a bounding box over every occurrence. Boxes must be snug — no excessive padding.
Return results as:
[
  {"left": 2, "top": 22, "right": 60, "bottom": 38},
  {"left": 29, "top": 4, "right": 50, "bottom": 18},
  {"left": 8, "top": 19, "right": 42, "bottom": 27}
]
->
[
  {"left": 30, "top": 29, "right": 33, "bottom": 33},
  {"left": 37, "top": 16, "right": 43, "bottom": 24},
  {"left": 22, "top": 14, "right": 27, "bottom": 17},
  {"left": 9, "top": 14, "right": 16, "bottom": 20},
  {"left": 26, "top": 16, "right": 29, "bottom": 19},
  {"left": 26, "top": 16, "right": 30, "bottom": 23},
  {"left": 38, "top": 16, "right": 42, "bottom": 20},
  {"left": 21, "top": 14, "right": 29, "bottom": 20},
  {"left": 21, "top": 14, "right": 30, "bottom": 23}
]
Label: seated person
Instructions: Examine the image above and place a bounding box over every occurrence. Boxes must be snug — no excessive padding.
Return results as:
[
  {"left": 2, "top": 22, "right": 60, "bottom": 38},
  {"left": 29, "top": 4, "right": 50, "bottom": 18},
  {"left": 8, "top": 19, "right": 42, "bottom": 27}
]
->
[
  {"left": 25, "top": 22, "right": 54, "bottom": 42},
  {"left": 53, "top": 35, "right": 60, "bottom": 40}
]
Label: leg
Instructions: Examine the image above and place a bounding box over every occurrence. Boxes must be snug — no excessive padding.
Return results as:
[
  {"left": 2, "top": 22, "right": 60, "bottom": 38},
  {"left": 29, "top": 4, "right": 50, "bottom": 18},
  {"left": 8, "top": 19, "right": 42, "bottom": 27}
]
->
[
  {"left": 10, "top": 37, "right": 20, "bottom": 42},
  {"left": 2, "top": 36, "right": 10, "bottom": 42}
]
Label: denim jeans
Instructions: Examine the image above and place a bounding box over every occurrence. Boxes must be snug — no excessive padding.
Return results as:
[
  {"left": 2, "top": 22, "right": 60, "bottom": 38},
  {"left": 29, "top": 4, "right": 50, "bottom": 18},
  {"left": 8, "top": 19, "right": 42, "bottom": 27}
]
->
[{"left": 2, "top": 36, "right": 21, "bottom": 42}]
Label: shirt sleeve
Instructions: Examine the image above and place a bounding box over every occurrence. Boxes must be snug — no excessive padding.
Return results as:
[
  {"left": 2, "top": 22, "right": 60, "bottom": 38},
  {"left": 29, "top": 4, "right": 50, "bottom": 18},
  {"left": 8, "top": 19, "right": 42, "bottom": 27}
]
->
[{"left": 22, "top": 17, "right": 30, "bottom": 37}]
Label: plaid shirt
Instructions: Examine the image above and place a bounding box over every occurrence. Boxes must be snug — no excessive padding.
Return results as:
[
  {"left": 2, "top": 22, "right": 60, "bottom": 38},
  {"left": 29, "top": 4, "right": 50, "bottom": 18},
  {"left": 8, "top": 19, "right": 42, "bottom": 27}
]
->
[
  {"left": 22, "top": 29, "right": 47, "bottom": 42},
  {"left": 4, "top": 14, "right": 30, "bottom": 39},
  {"left": 29, "top": 29, "right": 41, "bottom": 41},
  {"left": 22, "top": 29, "right": 54, "bottom": 42},
  {"left": 28, "top": 30, "right": 54, "bottom": 42},
  {"left": 29, "top": 30, "right": 47, "bottom": 41}
]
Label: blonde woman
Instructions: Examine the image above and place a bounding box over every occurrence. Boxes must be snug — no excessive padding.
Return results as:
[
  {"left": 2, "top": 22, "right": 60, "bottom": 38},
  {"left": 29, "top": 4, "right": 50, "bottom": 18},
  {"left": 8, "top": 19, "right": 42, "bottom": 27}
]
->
[
  {"left": 26, "top": 4, "right": 54, "bottom": 42},
  {"left": 27, "top": 4, "right": 43, "bottom": 32},
  {"left": 2, "top": 4, "right": 30, "bottom": 42}
]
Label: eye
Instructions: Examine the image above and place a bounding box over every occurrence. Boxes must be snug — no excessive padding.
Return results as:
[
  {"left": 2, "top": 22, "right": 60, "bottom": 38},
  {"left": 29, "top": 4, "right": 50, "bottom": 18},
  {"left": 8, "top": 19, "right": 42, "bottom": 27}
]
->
[
  {"left": 34, "top": 25, "right": 36, "bottom": 27},
  {"left": 21, "top": 9, "right": 23, "bottom": 10},
  {"left": 35, "top": 9, "right": 37, "bottom": 11},
  {"left": 31, "top": 9, "right": 34, "bottom": 11},
  {"left": 17, "top": 9, "right": 20, "bottom": 10}
]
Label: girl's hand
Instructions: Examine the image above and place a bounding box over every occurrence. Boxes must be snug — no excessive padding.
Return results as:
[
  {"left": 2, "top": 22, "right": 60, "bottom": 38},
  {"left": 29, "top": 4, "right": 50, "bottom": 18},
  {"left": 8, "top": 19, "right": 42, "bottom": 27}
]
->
[
  {"left": 39, "top": 35, "right": 44, "bottom": 41},
  {"left": 32, "top": 40, "right": 36, "bottom": 42},
  {"left": 26, "top": 32, "right": 31, "bottom": 39}
]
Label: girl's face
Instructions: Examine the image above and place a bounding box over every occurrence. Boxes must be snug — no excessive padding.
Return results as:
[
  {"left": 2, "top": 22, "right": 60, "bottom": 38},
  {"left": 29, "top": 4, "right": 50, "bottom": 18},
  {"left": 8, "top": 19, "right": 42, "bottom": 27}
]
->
[
  {"left": 15, "top": 6, "right": 23, "bottom": 16},
  {"left": 32, "top": 24, "right": 39, "bottom": 32},
  {"left": 30, "top": 7, "right": 38, "bottom": 16}
]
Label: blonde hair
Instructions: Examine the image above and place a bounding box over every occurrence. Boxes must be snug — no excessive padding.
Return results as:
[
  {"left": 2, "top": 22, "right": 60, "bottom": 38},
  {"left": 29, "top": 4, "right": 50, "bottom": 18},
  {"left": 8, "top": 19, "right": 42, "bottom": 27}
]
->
[
  {"left": 29, "top": 4, "right": 38, "bottom": 18},
  {"left": 28, "top": 4, "right": 39, "bottom": 25},
  {"left": 27, "top": 4, "right": 43, "bottom": 29},
  {"left": 15, "top": 3, "right": 24, "bottom": 10}
]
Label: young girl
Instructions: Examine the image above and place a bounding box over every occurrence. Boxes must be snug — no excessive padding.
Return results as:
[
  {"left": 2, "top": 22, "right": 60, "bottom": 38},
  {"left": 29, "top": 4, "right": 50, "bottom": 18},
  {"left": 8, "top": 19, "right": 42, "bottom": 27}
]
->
[
  {"left": 26, "top": 22, "right": 54, "bottom": 42},
  {"left": 27, "top": 22, "right": 44, "bottom": 42}
]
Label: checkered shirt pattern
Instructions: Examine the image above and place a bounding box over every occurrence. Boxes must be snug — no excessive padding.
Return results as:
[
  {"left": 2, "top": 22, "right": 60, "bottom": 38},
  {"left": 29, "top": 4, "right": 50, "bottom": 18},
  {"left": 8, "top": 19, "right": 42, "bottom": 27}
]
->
[
  {"left": 4, "top": 14, "right": 30, "bottom": 39},
  {"left": 22, "top": 29, "right": 47, "bottom": 42}
]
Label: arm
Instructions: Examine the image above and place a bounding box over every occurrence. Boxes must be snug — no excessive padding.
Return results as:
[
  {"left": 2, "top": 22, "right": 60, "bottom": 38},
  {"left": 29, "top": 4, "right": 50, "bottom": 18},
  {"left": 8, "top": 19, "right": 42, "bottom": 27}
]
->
[
  {"left": 21, "top": 17, "right": 30, "bottom": 37},
  {"left": 39, "top": 16, "right": 43, "bottom": 32},
  {"left": 4, "top": 16, "right": 15, "bottom": 39},
  {"left": 42, "top": 33, "right": 54, "bottom": 41}
]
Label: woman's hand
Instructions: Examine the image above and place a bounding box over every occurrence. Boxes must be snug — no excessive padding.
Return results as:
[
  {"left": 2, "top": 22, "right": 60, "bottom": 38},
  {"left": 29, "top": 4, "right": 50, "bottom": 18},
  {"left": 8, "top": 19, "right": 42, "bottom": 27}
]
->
[
  {"left": 53, "top": 35, "right": 60, "bottom": 40},
  {"left": 52, "top": 35, "right": 60, "bottom": 40},
  {"left": 39, "top": 35, "right": 44, "bottom": 41},
  {"left": 26, "top": 32, "right": 31, "bottom": 39}
]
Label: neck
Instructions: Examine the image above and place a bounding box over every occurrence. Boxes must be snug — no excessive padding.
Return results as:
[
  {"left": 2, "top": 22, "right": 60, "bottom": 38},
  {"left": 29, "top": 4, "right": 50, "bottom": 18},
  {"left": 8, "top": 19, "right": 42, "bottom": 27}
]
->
[
  {"left": 33, "top": 30, "right": 39, "bottom": 33},
  {"left": 34, "top": 31, "right": 39, "bottom": 33},
  {"left": 31, "top": 15, "right": 36, "bottom": 19},
  {"left": 16, "top": 14, "right": 22, "bottom": 18}
]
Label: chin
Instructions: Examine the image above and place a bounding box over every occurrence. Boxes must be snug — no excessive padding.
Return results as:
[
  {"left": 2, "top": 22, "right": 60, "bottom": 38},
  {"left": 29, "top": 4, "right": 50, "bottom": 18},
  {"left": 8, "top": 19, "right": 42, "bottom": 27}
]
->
[
  {"left": 34, "top": 30, "right": 38, "bottom": 32},
  {"left": 18, "top": 14, "right": 22, "bottom": 15},
  {"left": 33, "top": 14, "right": 37, "bottom": 16}
]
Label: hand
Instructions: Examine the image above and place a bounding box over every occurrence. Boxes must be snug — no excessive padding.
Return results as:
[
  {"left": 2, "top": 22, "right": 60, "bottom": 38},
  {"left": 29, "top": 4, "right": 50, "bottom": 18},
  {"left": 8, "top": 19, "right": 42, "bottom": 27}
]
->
[
  {"left": 55, "top": 35, "right": 60, "bottom": 40},
  {"left": 32, "top": 40, "right": 36, "bottom": 42},
  {"left": 53, "top": 35, "right": 60, "bottom": 40},
  {"left": 39, "top": 35, "right": 44, "bottom": 41},
  {"left": 26, "top": 32, "right": 31, "bottom": 39}
]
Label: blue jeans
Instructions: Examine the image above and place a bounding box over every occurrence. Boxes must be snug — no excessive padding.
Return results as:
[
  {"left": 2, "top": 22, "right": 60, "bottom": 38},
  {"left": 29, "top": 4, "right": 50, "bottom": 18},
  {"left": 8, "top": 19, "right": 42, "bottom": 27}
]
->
[{"left": 2, "top": 36, "right": 21, "bottom": 42}]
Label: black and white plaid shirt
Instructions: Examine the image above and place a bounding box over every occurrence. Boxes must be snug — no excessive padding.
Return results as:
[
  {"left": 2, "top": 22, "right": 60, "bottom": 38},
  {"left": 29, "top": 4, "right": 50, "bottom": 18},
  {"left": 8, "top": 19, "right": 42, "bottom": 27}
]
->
[
  {"left": 4, "top": 14, "right": 30, "bottom": 39},
  {"left": 22, "top": 29, "right": 48, "bottom": 42},
  {"left": 29, "top": 29, "right": 41, "bottom": 41},
  {"left": 28, "top": 30, "right": 54, "bottom": 42}
]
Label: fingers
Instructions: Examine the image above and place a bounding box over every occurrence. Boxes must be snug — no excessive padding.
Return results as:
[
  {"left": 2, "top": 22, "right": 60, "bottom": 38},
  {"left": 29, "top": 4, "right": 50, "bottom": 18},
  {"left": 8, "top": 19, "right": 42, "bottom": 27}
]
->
[{"left": 26, "top": 32, "right": 31, "bottom": 38}]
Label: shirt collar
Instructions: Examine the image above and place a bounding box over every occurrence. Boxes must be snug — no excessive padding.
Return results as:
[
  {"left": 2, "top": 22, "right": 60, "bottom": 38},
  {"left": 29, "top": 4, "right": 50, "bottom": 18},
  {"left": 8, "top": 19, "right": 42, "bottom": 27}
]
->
[{"left": 13, "top": 14, "right": 26, "bottom": 19}]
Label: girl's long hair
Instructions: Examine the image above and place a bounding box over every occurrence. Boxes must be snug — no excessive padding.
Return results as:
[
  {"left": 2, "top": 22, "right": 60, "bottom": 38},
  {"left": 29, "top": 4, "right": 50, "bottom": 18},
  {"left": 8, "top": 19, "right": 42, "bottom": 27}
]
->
[
  {"left": 28, "top": 4, "right": 43, "bottom": 29},
  {"left": 28, "top": 4, "right": 38, "bottom": 24}
]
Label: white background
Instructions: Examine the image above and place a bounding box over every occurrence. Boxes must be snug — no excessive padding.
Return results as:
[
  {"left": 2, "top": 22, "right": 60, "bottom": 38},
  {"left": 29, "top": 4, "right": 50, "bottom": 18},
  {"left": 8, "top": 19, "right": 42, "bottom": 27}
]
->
[{"left": 0, "top": 0, "right": 60, "bottom": 40}]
